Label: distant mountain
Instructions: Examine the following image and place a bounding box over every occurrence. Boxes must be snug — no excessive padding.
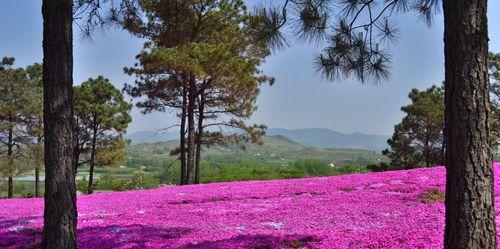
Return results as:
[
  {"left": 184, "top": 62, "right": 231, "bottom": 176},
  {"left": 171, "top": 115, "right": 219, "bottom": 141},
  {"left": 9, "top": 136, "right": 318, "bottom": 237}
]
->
[
  {"left": 126, "top": 130, "right": 178, "bottom": 145},
  {"left": 266, "top": 128, "right": 389, "bottom": 151},
  {"left": 126, "top": 135, "right": 387, "bottom": 167},
  {"left": 126, "top": 128, "right": 389, "bottom": 151}
]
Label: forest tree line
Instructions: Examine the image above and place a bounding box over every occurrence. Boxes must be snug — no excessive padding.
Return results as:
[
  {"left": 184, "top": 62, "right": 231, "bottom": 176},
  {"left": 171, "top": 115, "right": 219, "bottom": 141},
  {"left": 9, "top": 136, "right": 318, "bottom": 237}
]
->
[{"left": 0, "top": 60, "right": 132, "bottom": 198}]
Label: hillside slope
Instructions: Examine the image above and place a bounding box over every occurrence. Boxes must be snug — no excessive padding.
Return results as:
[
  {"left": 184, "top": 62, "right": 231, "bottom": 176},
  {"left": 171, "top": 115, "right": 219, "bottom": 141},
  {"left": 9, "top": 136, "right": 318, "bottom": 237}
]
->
[
  {"left": 3, "top": 165, "right": 497, "bottom": 248},
  {"left": 126, "top": 135, "right": 386, "bottom": 167}
]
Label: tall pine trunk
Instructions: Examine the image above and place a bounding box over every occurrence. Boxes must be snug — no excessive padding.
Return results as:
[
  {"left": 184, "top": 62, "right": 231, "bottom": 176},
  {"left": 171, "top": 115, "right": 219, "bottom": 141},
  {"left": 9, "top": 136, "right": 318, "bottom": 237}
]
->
[
  {"left": 7, "top": 177, "right": 13, "bottom": 199},
  {"left": 87, "top": 123, "right": 98, "bottom": 194},
  {"left": 441, "top": 127, "right": 446, "bottom": 166},
  {"left": 194, "top": 91, "right": 205, "bottom": 184},
  {"left": 41, "top": 0, "right": 78, "bottom": 248},
  {"left": 35, "top": 167, "right": 40, "bottom": 198},
  {"left": 35, "top": 135, "right": 42, "bottom": 198},
  {"left": 425, "top": 128, "right": 430, "bottom": 167},
  {"left": 179, "top": 87, "right": 187, "bottom": 185},
  {"left": 7, "top": 124, "right": 13, "bottom": 199},
  {"left": 443, "top": 0, "right": 497, "bottom": 248},
  {"left": 186, "top": 79, "right": 196, "bottom": 184}
]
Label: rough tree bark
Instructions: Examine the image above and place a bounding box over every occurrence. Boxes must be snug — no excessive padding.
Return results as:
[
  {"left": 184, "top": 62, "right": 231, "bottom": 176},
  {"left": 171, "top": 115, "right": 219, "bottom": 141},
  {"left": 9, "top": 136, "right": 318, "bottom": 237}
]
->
[
  {"left": 443, "top": 0, "right": 497, "bottom": 248},
  {"left": 41, "top": 0, "right": 78, "bottom": 248}
]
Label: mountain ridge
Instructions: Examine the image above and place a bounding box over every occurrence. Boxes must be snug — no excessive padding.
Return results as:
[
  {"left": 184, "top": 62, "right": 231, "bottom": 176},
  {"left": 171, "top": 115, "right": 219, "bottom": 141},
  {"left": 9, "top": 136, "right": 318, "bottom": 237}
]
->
[
  {"left": 126, "top": 128, "right": 389, "bottom": 151},
  {"left": 266, "top": 128, "right": 389, "bottom": 151}
]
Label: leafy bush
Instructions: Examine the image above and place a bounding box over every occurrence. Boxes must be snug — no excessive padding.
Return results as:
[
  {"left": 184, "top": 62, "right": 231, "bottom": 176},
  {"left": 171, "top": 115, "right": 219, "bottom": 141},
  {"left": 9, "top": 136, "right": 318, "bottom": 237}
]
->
[
  {"left": 94, "top": 173, "right": 129, "bottom": 191},
  {"left": 127, "top": 172, "right": 159, "bottom": 190},
  {"left": 367, "top": 163, "right": 390, "bottom": 172},
  {"left": 76, "top": 177, "right": 89, "bottom": 193}
]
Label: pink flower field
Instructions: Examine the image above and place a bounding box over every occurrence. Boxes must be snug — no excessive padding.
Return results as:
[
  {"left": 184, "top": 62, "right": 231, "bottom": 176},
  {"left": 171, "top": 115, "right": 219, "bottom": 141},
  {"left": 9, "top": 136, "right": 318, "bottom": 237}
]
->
[{"left": 2, "top": 164, "right": 500, "bottom": 249}]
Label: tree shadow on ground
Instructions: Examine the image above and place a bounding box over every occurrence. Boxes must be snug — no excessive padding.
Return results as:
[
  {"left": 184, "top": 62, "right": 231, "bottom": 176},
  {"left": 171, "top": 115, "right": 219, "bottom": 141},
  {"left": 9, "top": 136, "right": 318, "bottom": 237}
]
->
[
  {"left": 77, "top": 224, "right": 193, "bottom": 249},
  {"left": 0, "top": 216, "right": 42, "bottom": 248},
  {"left": 0, "top": 215, "right": 319, "bottom": 249},
  {"left": 0, "top": 216, "right": 192, "bottom": 249},
  {"left": 179, "top": 234, "right": 320, "bottom": 249}
]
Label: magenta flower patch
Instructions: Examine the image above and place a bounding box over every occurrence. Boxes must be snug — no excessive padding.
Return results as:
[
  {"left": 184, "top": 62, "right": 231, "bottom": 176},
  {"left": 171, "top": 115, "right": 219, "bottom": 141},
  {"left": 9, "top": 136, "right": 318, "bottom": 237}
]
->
[{"left": 1, "top": 164, "right": 499, "bottom": 248}]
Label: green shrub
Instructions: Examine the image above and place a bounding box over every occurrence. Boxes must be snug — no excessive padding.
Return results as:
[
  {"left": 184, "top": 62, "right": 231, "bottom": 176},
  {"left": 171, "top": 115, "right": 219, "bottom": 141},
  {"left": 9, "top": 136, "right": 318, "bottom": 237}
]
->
[
  {"left": 127, "top": 172, "right": 160, "bottom": 190},
  {"left": 367, "top": 162, "right": 390, "bottom": 172}
]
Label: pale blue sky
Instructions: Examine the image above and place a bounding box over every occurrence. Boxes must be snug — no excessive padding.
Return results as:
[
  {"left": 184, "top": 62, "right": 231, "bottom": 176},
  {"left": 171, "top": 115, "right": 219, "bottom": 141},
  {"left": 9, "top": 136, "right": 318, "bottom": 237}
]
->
[{"left": 1, "top": 1, "right": 500, "bottom": 135}]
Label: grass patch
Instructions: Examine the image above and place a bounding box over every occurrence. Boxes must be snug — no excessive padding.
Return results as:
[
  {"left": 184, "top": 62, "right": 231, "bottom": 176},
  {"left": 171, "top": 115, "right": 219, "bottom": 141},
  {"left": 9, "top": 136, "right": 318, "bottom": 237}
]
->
[{"left": 420, "top": 189, "right": 445, "bottom": 203}]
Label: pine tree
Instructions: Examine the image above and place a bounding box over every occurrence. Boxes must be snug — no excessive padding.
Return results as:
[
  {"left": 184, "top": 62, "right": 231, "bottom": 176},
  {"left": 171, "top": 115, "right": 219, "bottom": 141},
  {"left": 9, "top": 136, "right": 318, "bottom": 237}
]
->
[
  {"left": 25, "top": 63, "right": 44, "bottom": 198},
  {"left": 384, "top": 85, "right": 444, "bottom": 168},
  {"left": 0, "top": 58, "right": 33, "bottom": 198},
  {"left": 124, "top": 0, "right": 272, "bottom": 185},
  {"left": 74, "top": 76, "right": 132, "bottom": 194}
]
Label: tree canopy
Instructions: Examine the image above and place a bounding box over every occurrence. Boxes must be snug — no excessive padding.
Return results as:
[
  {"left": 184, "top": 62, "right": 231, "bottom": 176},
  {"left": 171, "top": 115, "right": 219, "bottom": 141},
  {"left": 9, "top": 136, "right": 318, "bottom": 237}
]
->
[
  {"left": 74, "top": 76, "right": 132, "bottom": 194},
  {"left": 124, "top": 0, "right": 273, "bottom": 184}
]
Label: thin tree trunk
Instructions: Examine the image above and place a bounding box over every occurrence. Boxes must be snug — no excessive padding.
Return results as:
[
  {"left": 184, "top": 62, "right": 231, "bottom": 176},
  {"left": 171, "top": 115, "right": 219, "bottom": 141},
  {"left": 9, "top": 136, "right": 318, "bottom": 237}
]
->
[
  {"left": 35, "top": 167, "right": 40, "bottom": 198},
  {"left": 87, "top": 123, "right": 98, "bottom": 194},
  {"left": 179, "top": 87, "right": 187, "bottom": 185},
  {"left": 186, "top": 78, "right": 196, "bottom": 184},
  {"left": 35, "top": 135, "right": 42, "bottom": 198},
  {"left": 194, "top": 91, "right": 205, "bottom": 184},
  {"left": 7, "top": 177, "right": 13, "bottom": 199},
  {"left": 441, "top": 127, "right": 446, "bottom": 166},
  {"left": 7, "top": 124, "right": 13, "bottom": 199},
  {"left": 443, "top": 0, "right": 497, "bottom": 248},
  {"left": 41, "top": 0, "right": 77, "bottom": 248},
  {"left": 425, "top": 130, "right": 430, "bottom": 167},
  {"left": 74, "top": 118, "right": 82, "bottom": 171}
]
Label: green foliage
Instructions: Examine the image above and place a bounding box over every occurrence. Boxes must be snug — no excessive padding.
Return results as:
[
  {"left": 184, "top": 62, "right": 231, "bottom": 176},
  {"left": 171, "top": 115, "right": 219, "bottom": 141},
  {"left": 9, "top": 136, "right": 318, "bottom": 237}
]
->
[
  {"left": 0, "top": 181, "right": 35, "bottom": 198},
  {"left": 198, "top": 162, "right": 304, "bottom": 183},
  {"left": 76, "top": 177, "right": 90, "bottom": 193},
  {"left": 489, "top": 52, "right": 500, "bottom": 149},
  {"left": 124, "top": 0, "right": 275, "bottom": 184},
  {"left": 291, "top": 159, "right": 333, "bottom": 176},
  {"left": 25, "top": 63, "right": 44, "bottom": 173},
  {"left": 255, "top": 1, "right": 442, "bottom": 83},
  {"left": 74, "top": 76, "right": 132, "bottom": 164},
  {"left": 125, "top": 136, "right": 386, "bottom": 171},
  {"left": 155, "top": 159, "right": 368, "bottom": 185},
  {"left": 383, "top": 54, "right": 500, "bottom": 169},
  {"left": 367, "top": 162, "right": 390, "bottom": 172},
  {"left": 127, "top": 172, "right": 160, "bottom": 190},
  {"left": 74, "top": 76, "right": 132, "bottom": 192},
  {"left": 77, "top": 171, "right": 160, "bottom": 193},
  {"left": 95, "top": 173, "right": 129, "bottom": 192},
  {"left": 0, "top": 58, "right": 39, "bottom": 183},
  {"left": 383, "top": 84, "right": 445, "bottom": 169}
]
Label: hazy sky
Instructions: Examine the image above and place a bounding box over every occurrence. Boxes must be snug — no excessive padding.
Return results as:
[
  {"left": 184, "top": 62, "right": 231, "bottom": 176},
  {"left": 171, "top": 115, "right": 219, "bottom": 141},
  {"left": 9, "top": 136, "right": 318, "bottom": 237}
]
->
[{"left": 1, "top": 1, "right": 500, "bottom": 135}]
